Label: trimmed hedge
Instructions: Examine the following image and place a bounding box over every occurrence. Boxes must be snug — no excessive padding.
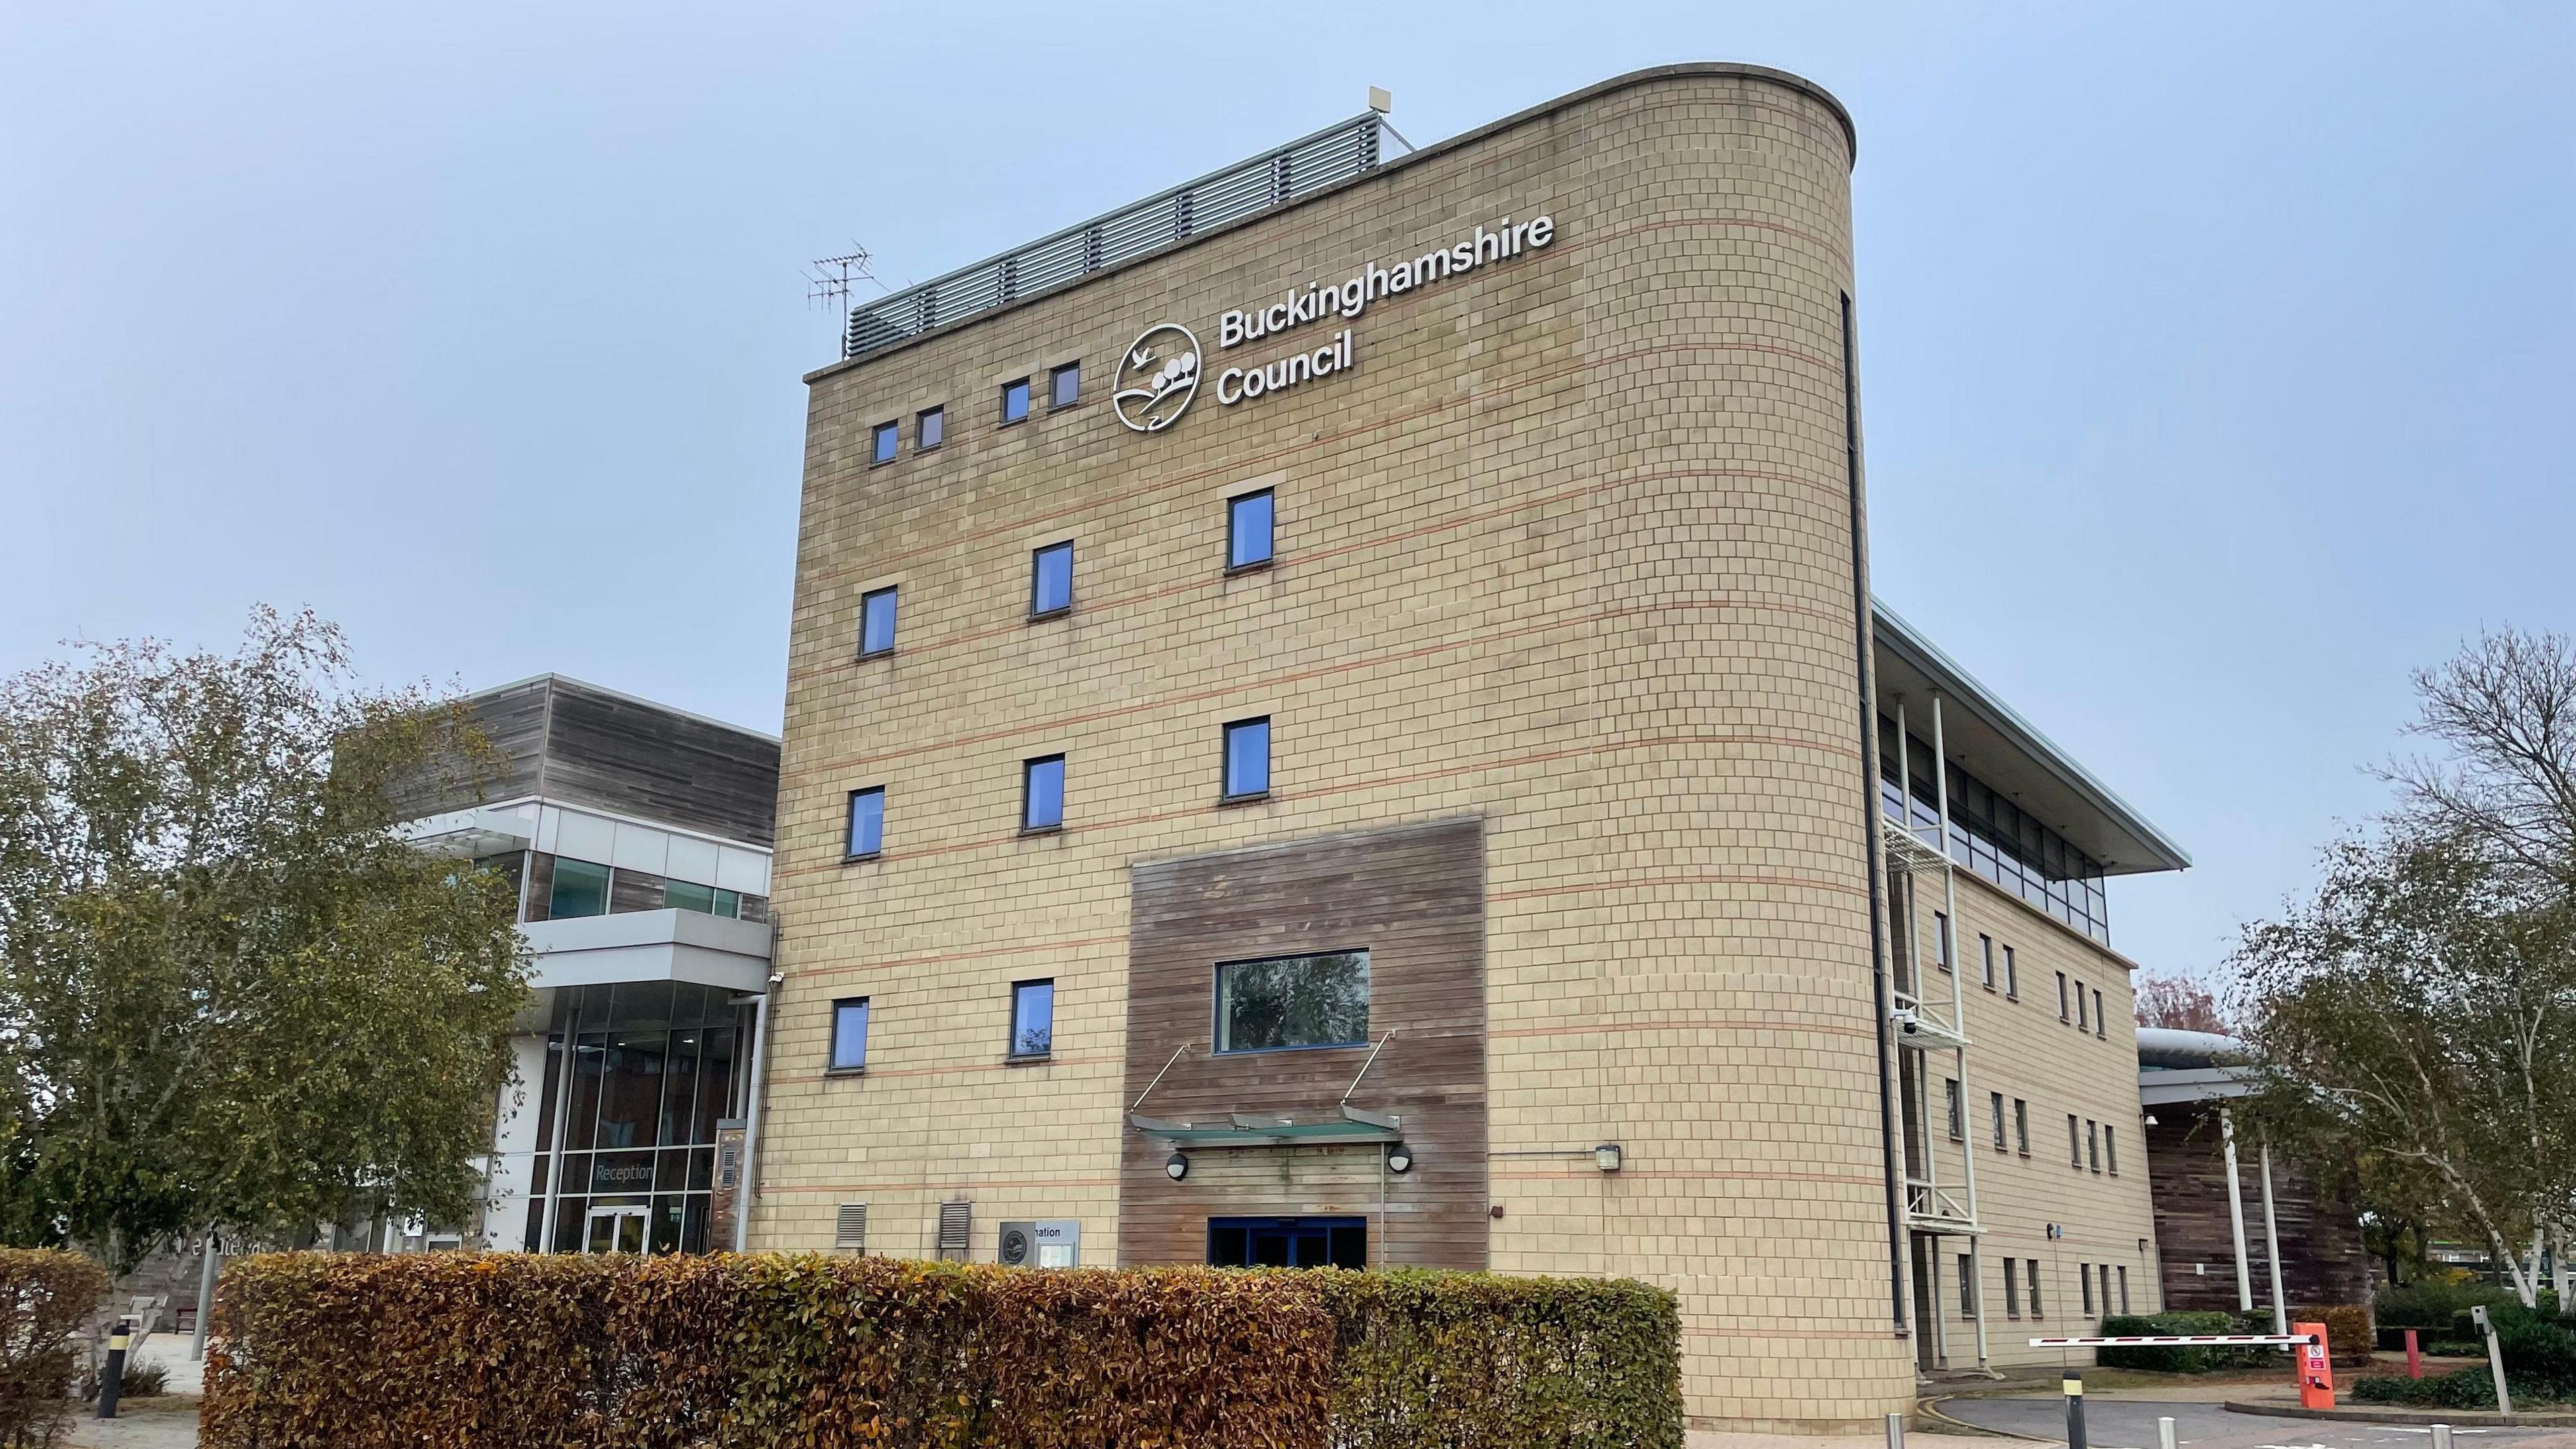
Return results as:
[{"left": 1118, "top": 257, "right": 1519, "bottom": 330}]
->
[
  {"left": 2293, "top": 1304, "right": 2375, "bottom": 1368},
  {"left": 204, "top": 1253, "right": 1682, "bottom": 1449},
  {"left": 2352, "top": 1302, "right": 2576, "bottom": 1408},
  {"left": 2096, "top": 1313, "right": 2267, "bottom": 1374},
  {"left": 2353, "top": 1366, "right": 2500, "bottom": 1409},
  {"left": 0, "top": 1248, "right": 111, "bottom": 1449}
]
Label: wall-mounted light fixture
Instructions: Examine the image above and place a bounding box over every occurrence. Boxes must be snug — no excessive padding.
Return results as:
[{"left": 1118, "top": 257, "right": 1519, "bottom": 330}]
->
[
  {"left": 1385, "top": 1141, "right": 1414, "bottom": 1175},
  {"left": 1594, "top": 1142, "right": 1623, "bottom": 1173},
  {"left": 1165, "top": 1150, "right": 1189, "bottom": 1182}
]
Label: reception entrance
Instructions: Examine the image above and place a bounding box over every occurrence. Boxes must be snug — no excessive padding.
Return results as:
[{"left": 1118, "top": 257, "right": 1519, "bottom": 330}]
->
[{"left": 1206, "top": 1216, "right": 1366, "bottom": 1269}]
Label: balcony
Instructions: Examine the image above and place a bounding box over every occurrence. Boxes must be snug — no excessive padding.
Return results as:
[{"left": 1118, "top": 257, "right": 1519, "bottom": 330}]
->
[{"left": 519, "top": 908, "right": 770, "bottom": 995}]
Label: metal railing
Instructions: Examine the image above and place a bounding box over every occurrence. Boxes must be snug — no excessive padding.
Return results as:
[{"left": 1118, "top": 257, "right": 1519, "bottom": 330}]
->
[{"left": 843, "top": 113, "right": 1385, "bottom": 361}]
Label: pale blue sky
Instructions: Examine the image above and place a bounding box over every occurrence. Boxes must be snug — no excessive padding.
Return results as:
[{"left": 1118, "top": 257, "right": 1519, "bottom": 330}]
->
[{"left": 3, "top": 3, "right": 2569, "bottom": 983}]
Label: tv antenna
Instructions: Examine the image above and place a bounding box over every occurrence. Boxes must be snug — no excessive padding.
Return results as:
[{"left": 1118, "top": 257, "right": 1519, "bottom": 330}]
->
[{"left": 806, "top": 246, "right": 883, "bottom": 313}]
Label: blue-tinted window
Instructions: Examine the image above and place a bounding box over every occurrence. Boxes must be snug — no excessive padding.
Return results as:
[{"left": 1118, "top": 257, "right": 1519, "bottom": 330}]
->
[
  {"left": 1001, "top": 378, "right": 1030, "bottom": 424},
  {"left": 1228, "top": 488, "right": 1274, "bottom": 570},
  {"left": 1030, "top": 541, "right": 1073, "bottom": 618},
  {"left": 1050, "top": 361, "right": 1080, "bottom": 408},
  {"left": 1216, "top": 950, "right": 1366, "bottom": 1052},
  {"left": 1010, "top": 979, "right": 1054, "bottom": 1058},
  {"left": 665, "top": 879, "right": 716, "bottom": 914},
  {"left": 830, "top": 998, "right": 869, "bottom": 1071},
  {"left": 549, "top": 858, "right": 610, "bottom": 918},
  {"left": 1222, "top": 717, "right": 1269, "bottom": 799},
  {"left": 846, "top": 788, "right": 885, "bottom": 859},
  {"left": 1022, "top": 755, "right": 1065, "bottom": 830},
  {"left": 859, "top": 587, "right": 898, "bottom": 657},
  {"left": 871, "top": 422, "right": 898, "bottom": 465},
  {"left": 916, "top": 406, "right": 945, "bottom": 449}
]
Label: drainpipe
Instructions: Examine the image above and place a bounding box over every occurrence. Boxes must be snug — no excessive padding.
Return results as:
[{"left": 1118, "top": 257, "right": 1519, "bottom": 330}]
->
[{"left": 733, "top": 931, "right": 782, "bottom": 1252}]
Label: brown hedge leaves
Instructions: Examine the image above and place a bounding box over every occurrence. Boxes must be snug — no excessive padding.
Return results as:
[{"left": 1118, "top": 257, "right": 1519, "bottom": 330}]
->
[
  {"left": 203, "top": 1254, "right": 1679, "bottom": 1449},
  {"left": 0, "top": 1248, "right": 110, "bottom": 1449}
]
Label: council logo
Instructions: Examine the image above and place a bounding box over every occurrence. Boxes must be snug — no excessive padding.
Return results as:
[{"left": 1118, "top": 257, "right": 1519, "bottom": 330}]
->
[{"left": 1111, "top": 323, "right": 1201, "bottom": 433}]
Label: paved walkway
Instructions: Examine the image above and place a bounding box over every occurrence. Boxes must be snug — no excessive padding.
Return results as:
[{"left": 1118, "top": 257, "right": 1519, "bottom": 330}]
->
[{"left": 1939, "top": 1395, "right": 2576, "bottom": 1449}]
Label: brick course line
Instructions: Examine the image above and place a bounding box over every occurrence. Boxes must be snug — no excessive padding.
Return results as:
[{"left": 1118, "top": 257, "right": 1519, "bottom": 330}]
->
[
  {"left": 805, "top": 468, "right": 1839, "bottom": 672},
  {"left": 1491, "top": 1169, "right": 1883, "bottom": 1185},
  {"left": 803, "top": 336, "right": 1839, "bottom": 593},
  {"left": 1489, "top": 1018, "right": 1875, "bottom": 1042},
  {"left": 764, "top": 1177, "right": 1124, "bottom": 1194},
  {"left": 790, "top": 934, "right": 1130, "bottom": 987},
  {"left": 771, "top": 1054, "right": 1118, "bottom": 1085},
  {"left": 1490, "top": 872, "right": 1869, "bottom": 904},
  {"left": 790, "top": 599, "right": 1858, "bottom": 777},
  {"left": 777, "top": 729, "right": 1859, "bottom": 881}
]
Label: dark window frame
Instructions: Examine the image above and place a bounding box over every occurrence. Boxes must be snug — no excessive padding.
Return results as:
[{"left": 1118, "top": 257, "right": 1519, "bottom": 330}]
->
[
  {"left": 1000, "top": 377, "right": 1031, "bottom": 425},
  {"left": 1029, "top": 541, "right": 1073, "bottom": 620},
  {"left": 870, "top": 421, "right": 899, "bottom": 466},
  {"left": 916, "top": 405, "right": 946, "bottom": 451},
  {"left": 1221, "top": 716, "right": 1271, "bottom": 802},
  {"left": 858, "top": 586, "right": 898, "bottom": 659},
  {"left": 1212, "top": 949, "right": 1370, "bottom": 1055},
  {"left": 845, "top": 787, "right": 885, "bottom": 862},
  {"left": 2014, "top": 1098, "right": 2030, "bottom": 1156},
  {"left": 1021, "top": 753, "right": 1065, "bottom": 833},
  {"left": 1049, "top": 360, "right": 1081, "bottom": 409},
  {"left": 1934, "top": 911, "right": 1953, "bottom": 973},
  {"left": 1978, "top": 933, "right": 1996, "bottom": 991},
  {"left": 1990, "top": 1090, "right": 2007, "bottom": 1151},
  {"left": 829, "top": 997, "right": 871, "bottom": 1073},
  {"left": 1227, "top": 487, "right": 1275, "bottom": 573},
  {"left": 2004, "top": 944, "right": 2019, "bottom": 999},
  {"left": 1008, "top": 977, "right": 1055, "bottom": 1061}
]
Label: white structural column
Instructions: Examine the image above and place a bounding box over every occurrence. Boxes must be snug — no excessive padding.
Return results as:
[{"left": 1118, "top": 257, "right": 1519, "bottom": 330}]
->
[
  {"left": 2259, "top": 1143, "right": 2288, "bottom": 1332},
  {"left": 2220, "top": 1112, "right": 2254, "bottom": 1311},
  {"left": 1931, "top": 695, "right": 1990, "bottom": 1370}
]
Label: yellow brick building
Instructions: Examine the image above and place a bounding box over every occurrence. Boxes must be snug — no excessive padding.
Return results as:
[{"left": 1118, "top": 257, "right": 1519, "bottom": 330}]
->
[{"left": 750, "top": 64, "right": 2190, "bottom": 1428}]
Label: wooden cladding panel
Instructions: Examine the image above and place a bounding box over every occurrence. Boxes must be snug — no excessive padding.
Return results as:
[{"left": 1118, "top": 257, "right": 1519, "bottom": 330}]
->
[
  {"left": 540, "top": 679, "right": 780, "bottom": 847},
  {"left": 1119, "top": 817, "right": 1487, "bottom": 1269},
  {"left": 2147, "top": 1101, "right": 2373, "bottom": 1310}
]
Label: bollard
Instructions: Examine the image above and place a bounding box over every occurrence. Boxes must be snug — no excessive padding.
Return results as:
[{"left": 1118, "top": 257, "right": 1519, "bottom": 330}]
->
[
  {"left": 96, "top": 1318, "right": 131, "bottom": 1419},
  {"left": 1886, "top": 1410, "right": 1906, "bottom": 1449},
  {"left": 2063, "top": 1371, "right": 2088, "bottom": 1449},
  {"left": 2159, "top": 1415, "right": 2178, "bottom": 1449},
  {"left": 2407, "top": 1328, "right": 2423, "bottom": 1379},
  {"left": 2432, "top": 1424, "right": 2453, "bottom": 1449}
]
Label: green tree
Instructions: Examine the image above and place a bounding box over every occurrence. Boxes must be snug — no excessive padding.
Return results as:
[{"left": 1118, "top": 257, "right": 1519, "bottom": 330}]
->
[
  {"left": 2233, "top": 837, "right": 2576, "bottom": 1307},
  {"left": 0, "top": 609, "right": 528, "bottom": 1271}
]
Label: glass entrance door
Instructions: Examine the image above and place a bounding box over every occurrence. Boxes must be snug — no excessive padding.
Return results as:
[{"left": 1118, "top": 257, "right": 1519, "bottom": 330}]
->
[
  {"left": 584, "top": 1205, "right": 647, "bottom": 1254},
  {"left": 1207, "top": 1216, "right": 1366, "bottom": 1269}
]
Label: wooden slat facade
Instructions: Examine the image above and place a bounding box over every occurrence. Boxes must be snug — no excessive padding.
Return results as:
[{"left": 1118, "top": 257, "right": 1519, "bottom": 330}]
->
[
  {"left": 1118, "top": 817, "right": 1487, "bottom": 1269},
  {"left": 2147, "top": 1100, "right": 2373, "bottom": 1310}
]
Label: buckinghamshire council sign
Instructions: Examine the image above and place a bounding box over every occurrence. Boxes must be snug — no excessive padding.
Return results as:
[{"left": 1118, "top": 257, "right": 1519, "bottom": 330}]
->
[{"left": 1110, "top": 212, "right": 1554, "bottom": 434}]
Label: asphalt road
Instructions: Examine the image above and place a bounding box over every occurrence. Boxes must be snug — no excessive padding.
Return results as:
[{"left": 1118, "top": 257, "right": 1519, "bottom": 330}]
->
[{"left": 1938, "top": 1397, "right": 2576, "bottom": 1449}]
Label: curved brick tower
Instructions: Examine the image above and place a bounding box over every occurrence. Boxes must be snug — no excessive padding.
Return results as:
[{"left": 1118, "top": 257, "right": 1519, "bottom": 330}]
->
[{"left": 765, "top": 65, "right": 1915, "bottom": 1426}]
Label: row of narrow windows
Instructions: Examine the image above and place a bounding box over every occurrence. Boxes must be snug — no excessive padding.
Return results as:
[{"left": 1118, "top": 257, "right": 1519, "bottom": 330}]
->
[
  {"left": 854, "top": 489, "right": 1273, "bottom": 658},
  {"left": 871, "top": 362, "right": 1084, "bottom": 465},
  {"left": 1939, "top": 1081, "right": 2124, "bottom": 1177},
  {"left": 845, "top": 717, "right": 1269, "bottom": 860},
  {"left": 1949, "top": 1255, "right": 2133, "bottom": 1322},
  {"left": 1924, "top": 913, "right": 2114, "bottom": 1040}
]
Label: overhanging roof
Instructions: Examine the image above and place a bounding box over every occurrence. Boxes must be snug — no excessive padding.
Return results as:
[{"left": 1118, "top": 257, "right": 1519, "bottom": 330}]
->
[{"left": 1874, "top": 600, "right": 2191, "bottom": 877}]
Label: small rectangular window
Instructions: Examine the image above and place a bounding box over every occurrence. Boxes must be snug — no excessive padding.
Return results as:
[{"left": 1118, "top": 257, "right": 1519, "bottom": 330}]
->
[
  {"left": 2076, "top": 979, "right": 2090, "bottom": 1030},
  {"left": 2118, "top": 1265, "right": 2131, "bottom": 1313},
  {"left": 859, "top": 586, "right": 898, "bottom": 657},
  {"left": 2068, "top": 1114, "right": 2082, "bottom": 1168},
  {"left": 1990, "top": 1091, "right": 2006, "bottom": 1150},
  {"left": 548, "top": 857, "right": 609, "bottom": 919},
  {"left": 1959, "top": 1253, "right": 1976, "bottom": 1319},
  {"left": 1030, "top": 541, "right": 1073, "bottom": 618},
  {"left": 2094, "top": 988, "right": 2106, "bottom": 1039},
  {"left": 2028, "top": 1258, "right": 2044, "bottom": 1318},
  {"left": 846, "top": 787, "right": 885, "bottom": 860},
  {"left": 2088, "top": 1119, "right": 2101, "bottom": 1173},
  {"left": 2106, "top": 1124, "right": 2118, "bottom": 1175},
  {"left": 1000, "top": 378, "right": 1030, "bottom": 424},
  {"left": 2005, "top": 1258, "right": 2023, "bottom": 1318},
  {"left": 1216, "top": 950, "right": 1368, "bottom": 1052},
  {"left": 1934, "top": 912, "right": 1953, "bottom": 972},
  {"left": 1979, "top": 934, "right": 1995, "bottom": 990},
  {"left": 1010, "top": 979, "right": 1054, "bottom": 1059},
  {"left": 1050, "top": 360, "right": 1081, "bottom": 409},
  {"left": 1022, "top": 754, "right": 1065, "bottom": 831},
  {"left": 2015, "top": 1099, "right": 2029, "bottom": 1156},
  {"left": 916, "top": 405, "right": 945, "bottom": 449},
  {"left": 2101, "top": 1265, "right": 2114, "bottom": 1318},
  {"left": 830, "top": 998, "right": 870, "bottom": 1071},
  {"left": 1945, "top": 1078, "right": 1964, "bottom": 1140},
  {"left": 871, "top": 421, "right": 898, "bottom": 465},
  {"left": 2057, "top": 972, "right": 2071, "bottom": 1022},
  {"left": 2081, "top": 1263, "right": 2095, "bottom": 1316},
  {"left": 666, "top": 879, "right": 717, "bottom": 914},
  {"left": 2004, "top": 945, "right": 2019, "bottom": 999},
  {"left": 1228, "top": 488, "right": 1275, "bottom": 570},
  {"left": 1222, "top": 716, "right": 1270, "bottom": 800}
]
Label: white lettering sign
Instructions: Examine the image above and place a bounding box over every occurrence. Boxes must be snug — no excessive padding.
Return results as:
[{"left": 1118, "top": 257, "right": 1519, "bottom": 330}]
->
[{"left": 1217, "top": 213, "right": 1552, "bottom": 352}]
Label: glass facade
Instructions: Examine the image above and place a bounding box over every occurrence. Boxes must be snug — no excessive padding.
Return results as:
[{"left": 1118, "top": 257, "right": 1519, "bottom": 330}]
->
[
  {"left": 1878, "top": 716, "right": 2111, "bottom": 945},
  {"left": 523, "top": 981, "right": 747, "bottom": 1255}
]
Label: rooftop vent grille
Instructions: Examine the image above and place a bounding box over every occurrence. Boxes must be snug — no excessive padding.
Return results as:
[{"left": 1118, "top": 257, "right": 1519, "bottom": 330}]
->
[{"left": 845, "top": 114, "right": 1384, "bottom": 362}]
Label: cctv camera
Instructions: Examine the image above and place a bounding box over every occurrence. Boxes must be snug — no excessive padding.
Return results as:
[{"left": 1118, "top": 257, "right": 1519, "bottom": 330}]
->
[{"left": 1890, "top": 1007, "right": 1921, "bottom": 1034}]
